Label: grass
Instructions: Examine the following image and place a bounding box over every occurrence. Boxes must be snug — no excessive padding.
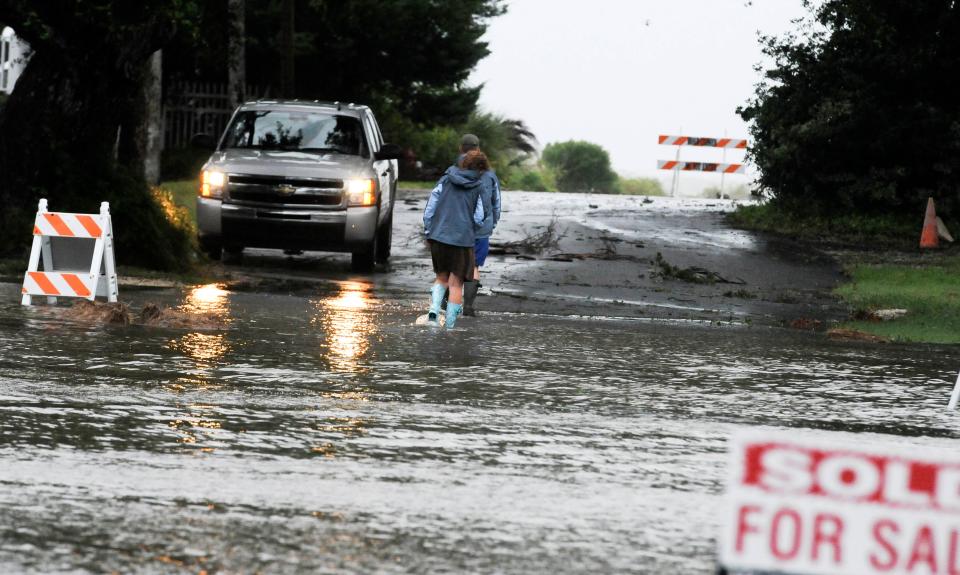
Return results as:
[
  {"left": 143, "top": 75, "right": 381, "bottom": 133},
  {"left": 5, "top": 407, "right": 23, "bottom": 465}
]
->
[
  {"left": 730, "top": 201, "right": 960, "bottom": 343},
  {"left": 398, "top": 180, "right": 438, "bottom": 190},
  {"left": 835, "top": 260, "right": 960, "bottom": 343},
  {"left": 728, "top": 202, "right": 916, "bottom": 248}
]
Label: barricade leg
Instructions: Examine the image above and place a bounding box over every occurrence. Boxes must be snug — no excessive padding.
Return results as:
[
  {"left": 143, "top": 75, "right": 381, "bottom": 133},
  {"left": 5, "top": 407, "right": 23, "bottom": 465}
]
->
[
  {"left": 40, "top": 236, "right": 57, "bottom": 305},
  {"left": 20, "top": 234, "right": 42, "bottom": 306},
  {"left": 101, "top": 202, "right": 118, "bottom": 303}
]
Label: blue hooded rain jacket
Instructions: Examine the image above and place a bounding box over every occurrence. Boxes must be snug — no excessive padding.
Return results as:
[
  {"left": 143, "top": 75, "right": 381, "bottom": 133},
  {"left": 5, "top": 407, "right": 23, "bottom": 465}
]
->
[{"left": 423, "top": 166, "right": 490, "bottom": 247}]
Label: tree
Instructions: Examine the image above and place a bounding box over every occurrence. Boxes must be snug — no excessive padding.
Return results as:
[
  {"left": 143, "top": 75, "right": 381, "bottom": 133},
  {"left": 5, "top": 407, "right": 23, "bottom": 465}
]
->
[
  {"left": 186, "top": 0, "right": 505, "bottom": 127},
  {"left": 0, "top": 1, "right": 198, "bottom": 269},
  {"left": 160, "top": 0, "right": 507, "bottom": 176},
  {"left": 739, "top": 0, "right": 960, "bottom": 218},
  {"left": 541, "top": 141, "right": 618, "bottom": 193},
  {"left": 226, "top": 0, "right": 246, "bottom": 107}
]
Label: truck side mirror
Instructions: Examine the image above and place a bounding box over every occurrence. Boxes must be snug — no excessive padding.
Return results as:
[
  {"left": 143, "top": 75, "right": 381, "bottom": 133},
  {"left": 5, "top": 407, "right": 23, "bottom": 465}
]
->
[
  {"left": 374, "top": 143, "right": 402, "bottom": 161},
  {"left": 190, "top": 133, "right": 217, "bottom": 150}
]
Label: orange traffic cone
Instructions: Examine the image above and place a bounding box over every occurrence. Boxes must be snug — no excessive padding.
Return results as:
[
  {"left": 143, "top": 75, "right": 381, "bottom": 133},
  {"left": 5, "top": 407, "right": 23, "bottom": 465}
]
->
[{"left": 920, "top": 197, "right": 939, "bottom": 249}]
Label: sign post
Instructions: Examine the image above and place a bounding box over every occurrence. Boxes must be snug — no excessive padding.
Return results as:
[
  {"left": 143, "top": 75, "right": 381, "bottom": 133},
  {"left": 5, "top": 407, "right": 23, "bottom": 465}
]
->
[{"left": 720, "top": 429, "right": 960, "bottom": 575}]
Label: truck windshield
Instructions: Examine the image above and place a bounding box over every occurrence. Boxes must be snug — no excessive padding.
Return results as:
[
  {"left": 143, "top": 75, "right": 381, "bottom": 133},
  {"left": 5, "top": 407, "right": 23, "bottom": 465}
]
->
[{"left": 222, "top": 110, "right": 368, "bottom": 156}]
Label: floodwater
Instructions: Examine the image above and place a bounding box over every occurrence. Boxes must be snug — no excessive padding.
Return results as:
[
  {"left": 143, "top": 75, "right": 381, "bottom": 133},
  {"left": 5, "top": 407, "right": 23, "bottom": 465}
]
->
[{"left": 1, "top": 276, "right": 959, "bottom": 574}]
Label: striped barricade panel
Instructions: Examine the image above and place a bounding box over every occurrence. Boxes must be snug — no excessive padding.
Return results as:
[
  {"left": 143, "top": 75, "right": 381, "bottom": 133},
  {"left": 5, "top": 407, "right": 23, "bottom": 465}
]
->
[
  {"left": 657, "top": 161, "right": 745, "bottom": 174},
  {"left": 33, "top": 212, "right": 104, "bottom": 238},
  {"left": 22, "top": 271, "right": 96, "bottom": 299},
  {"left": 658, "top": 135, "right": 747, "bottom": 149}
]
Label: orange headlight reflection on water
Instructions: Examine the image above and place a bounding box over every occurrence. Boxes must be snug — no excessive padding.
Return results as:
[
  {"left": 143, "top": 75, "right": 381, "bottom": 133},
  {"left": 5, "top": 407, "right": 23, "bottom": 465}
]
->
[{"left": 314, "top": 281, "right": 377, "bottom": 373}]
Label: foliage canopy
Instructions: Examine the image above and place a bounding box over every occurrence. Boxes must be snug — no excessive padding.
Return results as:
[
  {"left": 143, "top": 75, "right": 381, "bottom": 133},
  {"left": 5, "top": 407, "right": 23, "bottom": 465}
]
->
[{"left": 739, "top": 0, "right": 960, "bottom": 218}]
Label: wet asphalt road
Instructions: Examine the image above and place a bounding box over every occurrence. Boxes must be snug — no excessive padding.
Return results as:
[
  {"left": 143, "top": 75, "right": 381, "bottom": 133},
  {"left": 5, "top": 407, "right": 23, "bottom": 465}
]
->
[
  {"left": 1, "top": 192, "right": 959, "bottom": 574},
  {"left": 233, "top": 191, "right": 845, "bottom": 326}
]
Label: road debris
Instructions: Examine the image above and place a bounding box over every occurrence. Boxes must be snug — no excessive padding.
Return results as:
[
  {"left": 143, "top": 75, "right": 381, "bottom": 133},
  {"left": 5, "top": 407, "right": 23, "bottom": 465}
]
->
[
  {"left": 489, "top": 216, "right": 563, "bottom": 255},
  {"left": 652, "top": 252, "right": 746, "bottom": 284}
]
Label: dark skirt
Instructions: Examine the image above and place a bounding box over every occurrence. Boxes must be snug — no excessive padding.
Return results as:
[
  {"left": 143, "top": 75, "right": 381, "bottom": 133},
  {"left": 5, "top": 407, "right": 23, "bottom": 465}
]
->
[{"left": 429, "top": 240, "right": 475, "bottom": 280}]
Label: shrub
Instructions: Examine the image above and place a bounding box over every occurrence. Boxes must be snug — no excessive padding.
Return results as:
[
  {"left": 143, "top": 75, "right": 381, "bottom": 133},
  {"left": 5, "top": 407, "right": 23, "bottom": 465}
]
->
[
  {"left": 541, "top": 140, "right": 618, "bottom": 193},
  {"left": 506, "top": 166, "right": 556, "bottom": 191},
  {"left": 619, "top": 177, "right": 665, "bottom": 196}
]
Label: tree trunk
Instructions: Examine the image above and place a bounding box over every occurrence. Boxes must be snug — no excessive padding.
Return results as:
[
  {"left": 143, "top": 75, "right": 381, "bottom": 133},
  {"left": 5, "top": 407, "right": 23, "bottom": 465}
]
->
[
  {"left": 227, "top": 0, "right": 247, "bottom": 107},
  {"left": 144, "top": 50, "right": 164, "bottom": 185},
  {"left": 280, "top": 0, "right": 295, "bottom": 97}
]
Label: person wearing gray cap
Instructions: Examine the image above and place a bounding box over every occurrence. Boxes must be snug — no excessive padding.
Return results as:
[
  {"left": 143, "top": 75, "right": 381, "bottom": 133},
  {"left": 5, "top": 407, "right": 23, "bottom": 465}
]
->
[{"left": 457, "top": 134, "right": 501, "bottom": 316}]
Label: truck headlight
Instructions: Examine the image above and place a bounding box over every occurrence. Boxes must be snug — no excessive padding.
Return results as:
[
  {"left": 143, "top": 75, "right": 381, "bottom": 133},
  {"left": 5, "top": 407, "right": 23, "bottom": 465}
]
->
[
  {"left": 347, "top": 179, "right": 376, "bottom": 207},
  {"left": 200, "top": 170, "right": 226, "bottom": 199}
]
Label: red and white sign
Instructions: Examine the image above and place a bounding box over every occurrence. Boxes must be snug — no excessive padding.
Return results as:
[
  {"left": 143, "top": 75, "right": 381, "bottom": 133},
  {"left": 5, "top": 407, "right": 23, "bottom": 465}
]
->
[{"left": 721, "top": 429, "right": 960, "bottom": 575}]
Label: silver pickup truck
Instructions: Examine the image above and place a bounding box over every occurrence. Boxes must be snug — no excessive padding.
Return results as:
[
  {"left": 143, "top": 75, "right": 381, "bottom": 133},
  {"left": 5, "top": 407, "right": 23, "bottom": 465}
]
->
[{"left": 196, "top": 100, "right": 400, "bottom": 271}]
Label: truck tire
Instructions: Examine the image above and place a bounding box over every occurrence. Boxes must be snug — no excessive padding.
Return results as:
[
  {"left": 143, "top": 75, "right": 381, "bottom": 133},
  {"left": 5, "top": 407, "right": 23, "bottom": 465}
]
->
[
  {"left": 223, "top": 246, "right": 244, "bottom": 264},
  {"left": 351, "top": 240, "right": 377, "bottom": 272},
  {"left": 200, "top": 236, "right": 222, "bottom": 261},
  {"left": 375, "top": 214, "right": 393, "bottom": 264}
]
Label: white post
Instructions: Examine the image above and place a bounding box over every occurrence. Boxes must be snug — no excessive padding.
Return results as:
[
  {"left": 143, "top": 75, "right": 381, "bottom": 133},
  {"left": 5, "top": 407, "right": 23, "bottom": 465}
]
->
[
  {"left": 100, "top": 202, "right": 118, "bottom": 303},
  {"left": 720, "top": 129, "right": 728, "bottom": 199},
  {"left": 670, "top": 127, "right": 682, "bottom": 198},
  {"left": 37, "top": 199, "right": 57, "bottom": 305},
  {"left": 948, "top": 370, "right": 960, "bottom": 410}
]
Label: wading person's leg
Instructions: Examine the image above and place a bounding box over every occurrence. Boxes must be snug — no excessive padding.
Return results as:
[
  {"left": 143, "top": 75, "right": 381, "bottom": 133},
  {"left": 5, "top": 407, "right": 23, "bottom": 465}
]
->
[
  {"left": 429, "top": 272, "right": 449, "bottom": 323},
  {"left": 448, "top": 273, "right": 464, "bottom": 304},
  {"left": 446, "top": 272, "right": 465, "bottom": 328},
  {"left": 463, "top": 238, "right": 487, "bottom": 316}
]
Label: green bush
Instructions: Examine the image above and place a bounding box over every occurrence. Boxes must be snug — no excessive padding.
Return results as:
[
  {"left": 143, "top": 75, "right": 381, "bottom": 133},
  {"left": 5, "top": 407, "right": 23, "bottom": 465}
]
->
[
  {"left": 376, "top": 102, "right": 538, "bottom": 179},
  {"left": 407, "top": 125, "right": 461, "bottom": 176},
  {"left": 506, "top": 166, "right": 556, "bottom": 191},
  {"left": 728, "top": 201, "right": 917, "bottom": 246},
  {"left": 541, "top": 140, "right": 618, "bottom": 193},
  {"left": 619, "top": 177, "right": 665, "bottom": 196}
]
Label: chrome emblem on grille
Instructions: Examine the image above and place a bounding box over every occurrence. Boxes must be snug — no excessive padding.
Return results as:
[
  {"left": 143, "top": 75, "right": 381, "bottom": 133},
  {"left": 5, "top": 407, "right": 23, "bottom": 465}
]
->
[{"left": 277, "top": 184, "right": 296, "bottom": 196}]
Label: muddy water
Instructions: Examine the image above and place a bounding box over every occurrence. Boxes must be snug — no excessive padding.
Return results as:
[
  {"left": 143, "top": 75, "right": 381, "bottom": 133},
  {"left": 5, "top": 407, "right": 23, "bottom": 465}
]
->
[{"left": 1, "top": 281, "right": 958, "bottom": 574}]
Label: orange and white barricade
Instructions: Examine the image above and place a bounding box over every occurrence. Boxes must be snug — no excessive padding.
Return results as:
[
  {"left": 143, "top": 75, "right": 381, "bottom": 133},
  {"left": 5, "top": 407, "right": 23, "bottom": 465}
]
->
[
  {"left": 658, "top": 133, "right": 749, "bottom": 197},
  {"left": 21, "top": 199, "right": 118, "bottom": 305}
]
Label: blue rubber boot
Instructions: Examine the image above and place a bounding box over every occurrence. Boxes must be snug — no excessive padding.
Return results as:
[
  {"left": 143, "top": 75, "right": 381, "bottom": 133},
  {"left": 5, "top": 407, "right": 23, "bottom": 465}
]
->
[
  {"left": 428, "top": 283, "right": 445, "bottom": 324},
  {"left": 445, "top": 303, "right": 463, "bottom": 329}
]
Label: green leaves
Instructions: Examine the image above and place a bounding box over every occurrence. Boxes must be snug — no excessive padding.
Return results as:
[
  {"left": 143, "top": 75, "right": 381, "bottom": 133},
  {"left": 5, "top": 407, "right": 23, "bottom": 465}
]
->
[
  {"left": 541, "top": 141, "right": 618, "bottom": 194},
  {"left": 741, "top": 0, "right": 960, "bottom": 218}
]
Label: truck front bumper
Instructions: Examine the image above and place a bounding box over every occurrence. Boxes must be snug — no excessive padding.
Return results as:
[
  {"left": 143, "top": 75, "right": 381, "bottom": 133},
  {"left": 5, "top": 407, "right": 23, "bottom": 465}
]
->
[{"left": 197, "top": 197, "right": 377, "bottom": 252}]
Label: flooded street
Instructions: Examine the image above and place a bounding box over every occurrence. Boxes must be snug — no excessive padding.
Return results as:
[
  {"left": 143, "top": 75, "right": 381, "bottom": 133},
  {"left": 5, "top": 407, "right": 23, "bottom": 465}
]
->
[{"left": 1, "top": 194, "right": 959, "bottom": 573}]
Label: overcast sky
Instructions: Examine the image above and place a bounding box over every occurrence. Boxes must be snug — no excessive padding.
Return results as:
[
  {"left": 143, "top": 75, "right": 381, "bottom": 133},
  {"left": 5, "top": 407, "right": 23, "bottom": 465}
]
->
[{"left": 470, "top": 0, "right": 810, "bottom": 191}]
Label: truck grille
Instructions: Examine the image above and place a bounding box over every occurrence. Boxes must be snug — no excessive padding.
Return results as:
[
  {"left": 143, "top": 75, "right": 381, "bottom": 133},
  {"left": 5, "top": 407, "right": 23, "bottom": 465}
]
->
[{"left": 226, "top": 174, "right": 344, "bottom": 207}]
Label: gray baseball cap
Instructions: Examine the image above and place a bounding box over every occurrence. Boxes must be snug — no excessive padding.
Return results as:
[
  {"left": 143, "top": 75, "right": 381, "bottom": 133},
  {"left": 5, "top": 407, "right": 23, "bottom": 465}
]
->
[{"left": 460, "top": 133, "right": 480, "bottom": 149}]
